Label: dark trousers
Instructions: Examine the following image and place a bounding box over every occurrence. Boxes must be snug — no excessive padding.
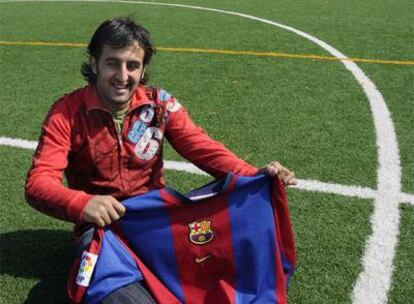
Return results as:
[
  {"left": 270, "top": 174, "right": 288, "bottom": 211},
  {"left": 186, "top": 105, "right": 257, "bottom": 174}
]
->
[
  {"left": 101, "top": 282, "right": 155, "bottom": 304},
  {"left": 78, "top": 229, "right": 156, "bottom": 304}
]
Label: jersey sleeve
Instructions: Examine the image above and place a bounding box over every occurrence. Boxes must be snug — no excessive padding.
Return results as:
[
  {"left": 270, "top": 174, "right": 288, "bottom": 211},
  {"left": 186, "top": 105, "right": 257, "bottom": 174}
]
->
[
  {"left": 163, "top": 92, "right": 258, "bottom": 179},
  {"left": 25, "top": 99, "right": 93, "bottom": 223}
]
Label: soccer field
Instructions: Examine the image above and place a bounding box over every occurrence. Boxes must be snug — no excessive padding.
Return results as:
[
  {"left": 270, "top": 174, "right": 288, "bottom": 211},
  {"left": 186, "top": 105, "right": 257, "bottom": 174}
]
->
[{"left": 0, "top": 0, "right": 413, "bottom": 303}]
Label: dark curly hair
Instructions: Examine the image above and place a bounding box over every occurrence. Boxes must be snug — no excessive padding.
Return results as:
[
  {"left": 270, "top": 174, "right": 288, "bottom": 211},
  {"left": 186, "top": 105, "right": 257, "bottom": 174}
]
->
[{"left": 81, "top": 17, "right": 156, "bottom": 84}]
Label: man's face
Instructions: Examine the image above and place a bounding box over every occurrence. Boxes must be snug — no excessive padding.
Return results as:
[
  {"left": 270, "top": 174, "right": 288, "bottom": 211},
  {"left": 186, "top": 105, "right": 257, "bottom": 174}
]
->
[{"left": 91, "top": 42, "right": 145, "bottom": 112}]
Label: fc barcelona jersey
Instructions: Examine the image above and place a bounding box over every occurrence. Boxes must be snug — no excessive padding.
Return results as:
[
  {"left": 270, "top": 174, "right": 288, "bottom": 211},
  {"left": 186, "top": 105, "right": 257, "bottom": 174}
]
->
[{"left": 68, "top": 173, "right": 296, "bottom": 304}]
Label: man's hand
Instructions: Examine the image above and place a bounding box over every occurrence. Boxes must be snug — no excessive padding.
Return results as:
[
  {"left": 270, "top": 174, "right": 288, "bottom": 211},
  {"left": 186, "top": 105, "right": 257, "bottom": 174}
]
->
[
  {"left": 82, "top": 195, "right": 126, "bottom": 227},
  {"left": 259, "top": 161, "right": 297, "bottom": 186}
]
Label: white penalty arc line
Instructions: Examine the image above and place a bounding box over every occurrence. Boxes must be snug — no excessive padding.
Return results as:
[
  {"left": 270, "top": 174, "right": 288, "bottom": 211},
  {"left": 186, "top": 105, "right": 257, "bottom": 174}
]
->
[
  {"left": 2, "top": 136, "right": 413, "bottom": 206},
  {"left": 0, "top": 1, "right": 404, "bottom": 302}
]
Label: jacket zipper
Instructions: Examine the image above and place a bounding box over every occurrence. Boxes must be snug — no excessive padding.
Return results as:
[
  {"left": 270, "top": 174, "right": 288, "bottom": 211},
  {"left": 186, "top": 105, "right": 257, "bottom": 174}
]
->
[{"left": 110, "top": 115, "right": 126, "bottom": 196}]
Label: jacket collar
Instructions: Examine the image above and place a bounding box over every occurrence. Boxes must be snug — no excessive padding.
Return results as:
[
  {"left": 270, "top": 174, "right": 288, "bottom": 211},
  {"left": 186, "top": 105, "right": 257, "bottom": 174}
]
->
[{"left": 85, "top": 84, "right": 153, "bottom": 114}]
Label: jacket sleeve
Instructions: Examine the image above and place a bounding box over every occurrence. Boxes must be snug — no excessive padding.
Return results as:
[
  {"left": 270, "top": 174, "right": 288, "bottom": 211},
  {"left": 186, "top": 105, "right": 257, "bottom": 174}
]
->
[
  {"left": 164, "top": 96, "right": 259, "bottom": 179},
  {"left": 25, "top": 99, "right": 93, "bottom": 223}
]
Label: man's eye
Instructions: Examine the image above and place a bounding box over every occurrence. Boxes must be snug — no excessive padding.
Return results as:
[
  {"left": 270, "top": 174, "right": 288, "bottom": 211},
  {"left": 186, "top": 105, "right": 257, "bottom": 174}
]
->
[
  {"left": 128, "top": 62, "right": 140, "bottom": 70},
  {"left": 107, "top": 62, "right": 117, "bottom": 67}
]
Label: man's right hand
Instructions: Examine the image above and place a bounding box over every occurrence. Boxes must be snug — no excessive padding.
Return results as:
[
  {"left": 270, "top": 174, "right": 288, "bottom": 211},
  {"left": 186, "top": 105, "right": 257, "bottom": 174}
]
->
[{"left": 82, "top": 195, "right": 126, "bottom": 227}]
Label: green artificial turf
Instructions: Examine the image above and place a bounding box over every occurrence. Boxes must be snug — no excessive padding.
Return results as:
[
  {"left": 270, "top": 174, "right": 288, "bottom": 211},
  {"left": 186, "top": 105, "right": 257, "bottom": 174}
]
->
[
  {"left": 389, "top": 204, "right": 414, "bottom": 304},
  {"left": 287, "top": 190, "right": 373, "bottom": 303}
]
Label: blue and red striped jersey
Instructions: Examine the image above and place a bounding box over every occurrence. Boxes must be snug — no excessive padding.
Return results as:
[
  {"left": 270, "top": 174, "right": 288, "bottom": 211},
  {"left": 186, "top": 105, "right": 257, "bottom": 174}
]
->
[{"left": 68, "top": 173, "right": 296, "bottom": 303}]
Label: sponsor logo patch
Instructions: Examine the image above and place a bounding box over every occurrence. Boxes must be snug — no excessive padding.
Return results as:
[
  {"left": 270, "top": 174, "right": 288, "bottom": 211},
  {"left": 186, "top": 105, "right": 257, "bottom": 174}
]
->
[
  {"left": 128, "top": 105, "right": 155, "bottom": 144},
  {"left": 166, "top": 99, "right": 182, "bottom": 112},
  {"left": 159, "top": 89, "right": 172, "bottom": 102},
  {"left": 128, "top": 120, "right": 147, "bottom": 144},
  {"left": 188, "top": 220, "right": 214, "bottom": 245},
  {"left": 76, "top": 251, "right": 98, "bottom": 287}
]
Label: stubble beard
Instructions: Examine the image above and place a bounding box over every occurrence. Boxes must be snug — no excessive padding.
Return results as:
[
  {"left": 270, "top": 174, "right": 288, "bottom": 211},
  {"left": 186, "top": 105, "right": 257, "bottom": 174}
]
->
[{"left": 95, "top": 76, "right": 136, "bottom": 112}]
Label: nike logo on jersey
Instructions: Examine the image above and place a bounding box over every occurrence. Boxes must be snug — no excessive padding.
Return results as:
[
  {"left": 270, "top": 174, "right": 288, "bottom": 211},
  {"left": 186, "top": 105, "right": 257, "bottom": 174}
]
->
[{"left": 195, "top": 255, "right": 211, "bottom": 264}]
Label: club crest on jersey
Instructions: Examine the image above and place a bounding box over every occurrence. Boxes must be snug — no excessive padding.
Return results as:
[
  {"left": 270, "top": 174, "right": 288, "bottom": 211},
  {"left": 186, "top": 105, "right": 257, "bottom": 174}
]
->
[{"left": 188, "top": 220, "right": 214, "bottom": 245}]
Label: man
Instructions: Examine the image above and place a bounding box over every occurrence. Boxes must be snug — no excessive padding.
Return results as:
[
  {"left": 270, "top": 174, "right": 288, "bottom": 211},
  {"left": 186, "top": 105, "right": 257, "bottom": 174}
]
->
[{"left": 25, "top": 18, "right": 296, "bottom": 303}]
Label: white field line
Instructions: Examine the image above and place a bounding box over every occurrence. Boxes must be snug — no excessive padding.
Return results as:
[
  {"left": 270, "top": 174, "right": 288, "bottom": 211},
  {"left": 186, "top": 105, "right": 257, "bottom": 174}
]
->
[
  {"left": 398, "top": 192, "right": 414, "bottom": 205},
  {"left": 0, "top": 1, "right": 405, "bottom": 302},
  {"left": 0, "top": 136, "right": 38, "bottom": 150},
  {"left": 298, "top": 178, "right": 413, "bottom": 205},
  {"left": 2, "top": 136, "right": 413, "bottom": 206}
]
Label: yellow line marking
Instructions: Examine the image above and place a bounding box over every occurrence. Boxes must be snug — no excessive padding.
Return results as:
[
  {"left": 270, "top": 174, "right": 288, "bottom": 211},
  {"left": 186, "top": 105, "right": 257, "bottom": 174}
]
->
[
  {"left": 158, "top": 47, "right": 414, "bottom": 66},
  {"left": 0, "top": 41, "right": 87, "bottom": 47},
  {"left": 1, "top": 40, "right": 413, "bottom": 66}
]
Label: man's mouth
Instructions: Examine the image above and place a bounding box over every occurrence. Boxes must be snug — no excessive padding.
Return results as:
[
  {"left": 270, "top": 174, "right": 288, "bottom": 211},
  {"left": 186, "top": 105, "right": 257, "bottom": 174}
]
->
[{"left": 112, "top": 83, "right": 129, "bottom": 94}]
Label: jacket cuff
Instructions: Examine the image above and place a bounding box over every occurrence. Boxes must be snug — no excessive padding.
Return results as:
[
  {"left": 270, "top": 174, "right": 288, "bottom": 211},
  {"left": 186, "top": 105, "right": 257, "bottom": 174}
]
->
[
  {"left": 66, "top": 193, "right": 95, "bottom": 223},
  {"left": 236, "top": 163, "right": 260, "bottom": 176}
]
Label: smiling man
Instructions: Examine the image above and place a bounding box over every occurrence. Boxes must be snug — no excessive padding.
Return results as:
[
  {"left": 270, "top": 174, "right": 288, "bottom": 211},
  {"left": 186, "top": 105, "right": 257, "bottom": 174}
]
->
[{"left": 25, "top": 18, "right": 296, "bottom": 303}]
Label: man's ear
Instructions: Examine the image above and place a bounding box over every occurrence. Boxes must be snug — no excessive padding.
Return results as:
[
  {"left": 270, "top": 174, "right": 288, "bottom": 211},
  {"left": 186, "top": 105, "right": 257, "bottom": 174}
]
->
[
  {"left": 141, "top": 66, "right": 147, "bottom": 80},
  {"left": 90, "top": 57, "right": 98, "bottom": 74}
]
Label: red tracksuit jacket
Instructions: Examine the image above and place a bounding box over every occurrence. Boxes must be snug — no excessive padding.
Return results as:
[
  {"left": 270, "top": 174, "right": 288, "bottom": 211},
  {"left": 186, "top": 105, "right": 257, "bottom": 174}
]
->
[{"left": 25, "top": 85, "right": 258, "bottom": 232}]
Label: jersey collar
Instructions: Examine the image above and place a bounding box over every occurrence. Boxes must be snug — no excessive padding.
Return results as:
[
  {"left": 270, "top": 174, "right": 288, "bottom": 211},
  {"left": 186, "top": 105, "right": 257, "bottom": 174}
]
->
[{"left": 163, "top": 173, "right": 239, "bottom": 206}]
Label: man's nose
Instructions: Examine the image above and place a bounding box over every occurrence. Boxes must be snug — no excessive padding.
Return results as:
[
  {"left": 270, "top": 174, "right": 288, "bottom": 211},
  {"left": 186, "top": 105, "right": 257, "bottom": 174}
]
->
[{"left": 117, "top": 64, "right": 128, "bottom": 82}]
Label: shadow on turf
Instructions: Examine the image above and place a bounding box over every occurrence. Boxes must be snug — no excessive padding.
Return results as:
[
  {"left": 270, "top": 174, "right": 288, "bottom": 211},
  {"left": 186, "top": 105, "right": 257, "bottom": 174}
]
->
[{"left": 0, "top": 229, "right": 75, "bottom": 303}]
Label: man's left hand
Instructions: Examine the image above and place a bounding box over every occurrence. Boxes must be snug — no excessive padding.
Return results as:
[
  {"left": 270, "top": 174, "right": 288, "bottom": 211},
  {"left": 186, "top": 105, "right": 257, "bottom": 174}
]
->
[{"left": 259, "top": 161, "right": 297, "bottom": 186}]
